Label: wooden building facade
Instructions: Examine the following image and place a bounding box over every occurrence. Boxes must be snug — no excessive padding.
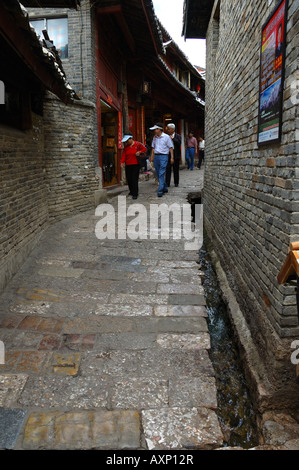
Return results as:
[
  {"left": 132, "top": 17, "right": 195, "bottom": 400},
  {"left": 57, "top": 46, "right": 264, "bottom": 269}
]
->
[{"left": 27, "top": 0, "right": 205, "bottom": 188}]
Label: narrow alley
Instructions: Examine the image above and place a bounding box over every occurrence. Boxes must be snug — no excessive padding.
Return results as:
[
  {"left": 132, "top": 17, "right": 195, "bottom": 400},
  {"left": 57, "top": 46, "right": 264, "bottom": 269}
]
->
[
  {"left": 1, "top": 0, "right": 299, "bottom": 456},
  {"left": 0, "top": 169, "right": 226, "bottom": 450}
]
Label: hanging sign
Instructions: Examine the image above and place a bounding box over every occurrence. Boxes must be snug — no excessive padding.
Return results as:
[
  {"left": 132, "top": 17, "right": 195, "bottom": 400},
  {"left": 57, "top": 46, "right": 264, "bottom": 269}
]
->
[{"left": 118, "top": 111, "right": 122, "bottom": 149}]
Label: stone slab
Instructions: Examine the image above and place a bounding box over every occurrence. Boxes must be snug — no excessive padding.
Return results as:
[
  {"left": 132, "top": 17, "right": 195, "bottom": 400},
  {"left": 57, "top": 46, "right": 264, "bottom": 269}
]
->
[
  {"left": 23, "top": 410, "right": 140, "bottom": 450},
  {"left": 63, "top": 317, "right": 135, "bottom": 334},
  {"left": 110, "top": 294, "right": 168, "bottom": 305},
  {"left": 94, "top": 333, "right": 157, "bottom": 351},
  {"left": 157, "top": 333, "right": 211, "bottom": 351},
  {"left": 168, "top": 294, "right": 206, "bottom": 306},
  {"left": 135, "top": 317, "right": 208, "bottom": 333},
  {"left": 94, "top": 304, "right": 153, "bottom": 317},
  {"left": 139, "top": 350, "right": 215, "bottom": 378},
  {"left": 0, "top": 374, "right": 28, "bottom": 407},
  {"left": 80, "top": 351, "right": 139, "bottom": 377},
  {"left": 111, "top": 378, "right": 168, "bottom": 409},
  {"left": 18, "top": 376, "right": 109, "bottom": 409},
  {"left": 157, "top": 283, "right": 204, "bottom": 295},
  {"left": 50, "top": 352, "right": 81, "bottom": 376},
  {"left": 0, "top": 409, "right": 27, "bottom": 449},
  {"left": 142, "top": 407, "right": 223, "bottom": 450},
  {"left": 38, "top": 267, "right": 85, "bottom": 278},
  {"left": 169, "top": 376, "right": 218, "bottom": 409},
  {"left": 154, "top": 305, "right": 207, "bottom": 317},
  {"left": 3, "top": 330, "right": 43, "bottom": 349}
]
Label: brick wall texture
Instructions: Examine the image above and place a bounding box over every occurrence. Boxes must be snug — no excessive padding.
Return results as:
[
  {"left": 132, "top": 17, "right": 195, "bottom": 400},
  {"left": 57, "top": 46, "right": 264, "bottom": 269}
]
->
[
  {"left": 0, "top": 115, "right": 48, "bottom": 292},
  {"left": 0, "top": 94, "right": 99, "bottom": 292},
  {"left": 204, "top": 0, "right": 299, "bottom": 402},
  {"left": 43, "top": 94, "right": 98, "bottom": 220}
]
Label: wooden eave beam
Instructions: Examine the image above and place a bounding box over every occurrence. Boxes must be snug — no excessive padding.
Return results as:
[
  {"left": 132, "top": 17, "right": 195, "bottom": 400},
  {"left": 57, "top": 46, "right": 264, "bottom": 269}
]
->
[
  {"left": 97, "top": 4, "right": 136, "bottom": 55},
  {"left": 97, "top": 4, "right": 122, "bottom": 15},
  {"left": 114, "top": 11, "right": 136, "bottom": 55}
]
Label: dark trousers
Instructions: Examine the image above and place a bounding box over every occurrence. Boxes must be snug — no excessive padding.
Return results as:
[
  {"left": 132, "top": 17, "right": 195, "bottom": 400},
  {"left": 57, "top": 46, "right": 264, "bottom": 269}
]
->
[
  {"left": 166, "top": 157, "right": 180, "bottom": 186},
  {"left": 198, "top": 150, "right": 204, "bottom": 169},
  {"left": 125, "top": 164, "right": 140, "bottom": 197}
]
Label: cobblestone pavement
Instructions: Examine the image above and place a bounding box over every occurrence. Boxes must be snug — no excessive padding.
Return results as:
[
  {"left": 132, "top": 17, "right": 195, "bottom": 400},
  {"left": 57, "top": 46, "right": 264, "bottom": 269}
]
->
[{"left": 0, "top": 168, "right": 225, "bottom": 450}]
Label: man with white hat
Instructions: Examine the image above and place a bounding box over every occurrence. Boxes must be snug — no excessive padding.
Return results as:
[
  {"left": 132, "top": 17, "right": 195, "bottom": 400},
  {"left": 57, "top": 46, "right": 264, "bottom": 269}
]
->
[
  {"left": 149, "top": 123, "right": 174, "bottom": 197},
  {"left": 121, "top": 134, "right": 147, "bottom": 200}
]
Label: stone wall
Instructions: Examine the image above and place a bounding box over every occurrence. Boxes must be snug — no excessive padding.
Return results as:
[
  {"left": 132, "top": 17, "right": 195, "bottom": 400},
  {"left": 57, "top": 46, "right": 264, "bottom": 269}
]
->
[
  {"left": 0, "top": 94, "right": 101, "bottom": 292},
  {"left": 204, "top": 0, "right": 299, "bottom": 408},
  {"left": 0, "top": 1, "right": 105, "bottom": 294},
  {"left": 43, "top": 93, "right": 99, "bottom": 221},
  {"left": 0, "top": 115, "right": 48, "bottom": 293}
]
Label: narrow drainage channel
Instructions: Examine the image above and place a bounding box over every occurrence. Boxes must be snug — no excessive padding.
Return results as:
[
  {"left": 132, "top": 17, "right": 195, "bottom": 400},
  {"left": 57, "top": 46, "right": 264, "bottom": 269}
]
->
[{"left": 199, "top": 237, "right": 258, "bottom": 449}]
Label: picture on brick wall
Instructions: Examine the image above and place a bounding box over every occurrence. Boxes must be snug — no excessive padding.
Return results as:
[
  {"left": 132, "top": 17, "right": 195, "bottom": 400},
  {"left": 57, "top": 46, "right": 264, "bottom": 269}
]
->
[{"left": 258, "top": 0, "right": 288, "bottom": 145}]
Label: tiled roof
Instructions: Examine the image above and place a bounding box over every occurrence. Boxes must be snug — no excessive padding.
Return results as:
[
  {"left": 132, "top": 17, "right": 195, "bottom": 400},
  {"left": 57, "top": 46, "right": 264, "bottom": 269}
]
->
[
  {"left": 2, "top": 0, "right": 77, "bottom": 102},
  {"left": 156, "top": 55, "right": 205, "bottom": 108}
]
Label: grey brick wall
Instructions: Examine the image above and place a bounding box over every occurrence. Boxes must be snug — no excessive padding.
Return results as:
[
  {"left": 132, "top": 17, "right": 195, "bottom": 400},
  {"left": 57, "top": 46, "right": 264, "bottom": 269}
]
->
[
  {"left": 204, "top": 0, "right": 299, "bottom": 404},
  {"left": 0, "top": 94, "right": 100, "bottom": 292},
  {"left": 43, "top": 93, "right": 99, "bottom": 221},
  {"left": 0, "top": 115, "right": 48, "bottom": 292}
]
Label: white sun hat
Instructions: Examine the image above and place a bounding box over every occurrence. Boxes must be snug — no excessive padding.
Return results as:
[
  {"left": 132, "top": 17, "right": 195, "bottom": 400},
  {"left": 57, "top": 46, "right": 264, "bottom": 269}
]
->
[{"left": 121, "top": 135, "right": 133, "bottom": 143}]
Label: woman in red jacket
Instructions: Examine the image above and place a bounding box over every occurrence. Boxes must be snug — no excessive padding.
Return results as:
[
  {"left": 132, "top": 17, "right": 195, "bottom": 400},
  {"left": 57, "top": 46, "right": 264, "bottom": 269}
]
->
[{"left": 121, "top": 135, "right": 147, "bottom": 200}]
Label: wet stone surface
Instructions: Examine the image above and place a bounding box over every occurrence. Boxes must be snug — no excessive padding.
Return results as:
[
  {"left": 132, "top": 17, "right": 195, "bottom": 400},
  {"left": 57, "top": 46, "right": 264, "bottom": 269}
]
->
[
  {"left": 0, "top": 409, "right": 27, "bottom": 449},
  {"left": 0, "top": 170, "right": 227, "bottom": 449}
]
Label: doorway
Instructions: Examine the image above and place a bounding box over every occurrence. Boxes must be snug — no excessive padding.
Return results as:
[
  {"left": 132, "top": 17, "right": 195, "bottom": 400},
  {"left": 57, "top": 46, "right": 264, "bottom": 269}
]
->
[{"left": 101, "top": 100, "right": 119, "bottom": 187}]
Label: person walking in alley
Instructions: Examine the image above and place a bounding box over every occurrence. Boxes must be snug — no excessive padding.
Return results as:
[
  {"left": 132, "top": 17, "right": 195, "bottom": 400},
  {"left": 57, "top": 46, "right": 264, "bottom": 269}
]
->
[
  {"left": 150, "top": 123, "right": 174, "bottom": 197},
  {"left": 166, "top": 123, "right": 181, "bottom": 188},
  {"left": 186, "top": 131, "right": 198, "bottom": 171},
  {"left": 121, "top": 135, "right": 147, "bottom": 200},
  {"left": 198, "top": 136, "right": 205, "bottom": 169}
]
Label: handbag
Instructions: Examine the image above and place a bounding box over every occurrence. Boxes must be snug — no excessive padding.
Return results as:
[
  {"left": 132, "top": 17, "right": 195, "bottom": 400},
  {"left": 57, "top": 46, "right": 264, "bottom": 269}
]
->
[{"left": 135, "top": 142, "right": 146, "bottom": 164}]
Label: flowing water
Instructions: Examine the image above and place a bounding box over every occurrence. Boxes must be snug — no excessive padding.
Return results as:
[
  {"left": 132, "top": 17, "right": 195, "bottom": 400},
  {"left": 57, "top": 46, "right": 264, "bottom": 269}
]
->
[{"left": 199, "top": 240, "right": 258, "bottom": 449}]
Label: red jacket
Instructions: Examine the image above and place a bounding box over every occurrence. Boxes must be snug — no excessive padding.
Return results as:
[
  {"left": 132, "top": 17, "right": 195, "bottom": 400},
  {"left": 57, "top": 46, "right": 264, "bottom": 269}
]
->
[{"left": 121, "top": 141, "right": 147, "bottom": 165}]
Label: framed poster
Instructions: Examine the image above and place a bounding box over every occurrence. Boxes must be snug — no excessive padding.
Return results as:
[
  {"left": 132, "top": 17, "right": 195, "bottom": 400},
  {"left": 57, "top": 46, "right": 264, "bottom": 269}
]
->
[{"left": 258, "top": 0, "right": 288, "bottom": 145}]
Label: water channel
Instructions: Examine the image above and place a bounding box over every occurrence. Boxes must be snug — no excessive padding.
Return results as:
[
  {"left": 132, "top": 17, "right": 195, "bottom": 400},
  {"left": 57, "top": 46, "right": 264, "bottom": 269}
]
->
[{"left": 199, "top": 238, "right": 258, "bottom": 449}]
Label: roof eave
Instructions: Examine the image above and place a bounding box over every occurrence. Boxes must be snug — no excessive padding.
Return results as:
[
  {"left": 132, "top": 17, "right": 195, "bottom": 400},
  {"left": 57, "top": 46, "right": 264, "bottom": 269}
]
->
[
  {"left": 182, "top": 0, "right": 213, "bottom": 40},
  {"left": 156, "top": 55, "right": 205, "bottom": 110},
  {"left": 0, "top": 0, "right": 75, "bottom": 103},
  {"left": 20, "top": 1, "right": 80, "bottom": 9}
]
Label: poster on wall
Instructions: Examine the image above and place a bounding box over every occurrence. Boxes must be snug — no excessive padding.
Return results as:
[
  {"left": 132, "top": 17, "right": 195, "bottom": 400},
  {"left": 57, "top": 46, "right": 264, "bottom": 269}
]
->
[{"left": 258, "top": 0, "right": 288, "bottom": 145}]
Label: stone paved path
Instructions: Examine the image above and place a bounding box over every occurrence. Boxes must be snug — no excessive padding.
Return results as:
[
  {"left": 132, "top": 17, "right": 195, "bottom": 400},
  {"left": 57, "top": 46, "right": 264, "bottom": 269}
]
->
[{"left": 0, "top": 168, "right": 224, "bottom": 450}]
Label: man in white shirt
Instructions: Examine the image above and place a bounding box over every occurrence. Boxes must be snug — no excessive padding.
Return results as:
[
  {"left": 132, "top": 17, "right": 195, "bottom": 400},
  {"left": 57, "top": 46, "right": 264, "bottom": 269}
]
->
[{"left": 150, "top": 123, "right": 174, "bottom": 197}]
